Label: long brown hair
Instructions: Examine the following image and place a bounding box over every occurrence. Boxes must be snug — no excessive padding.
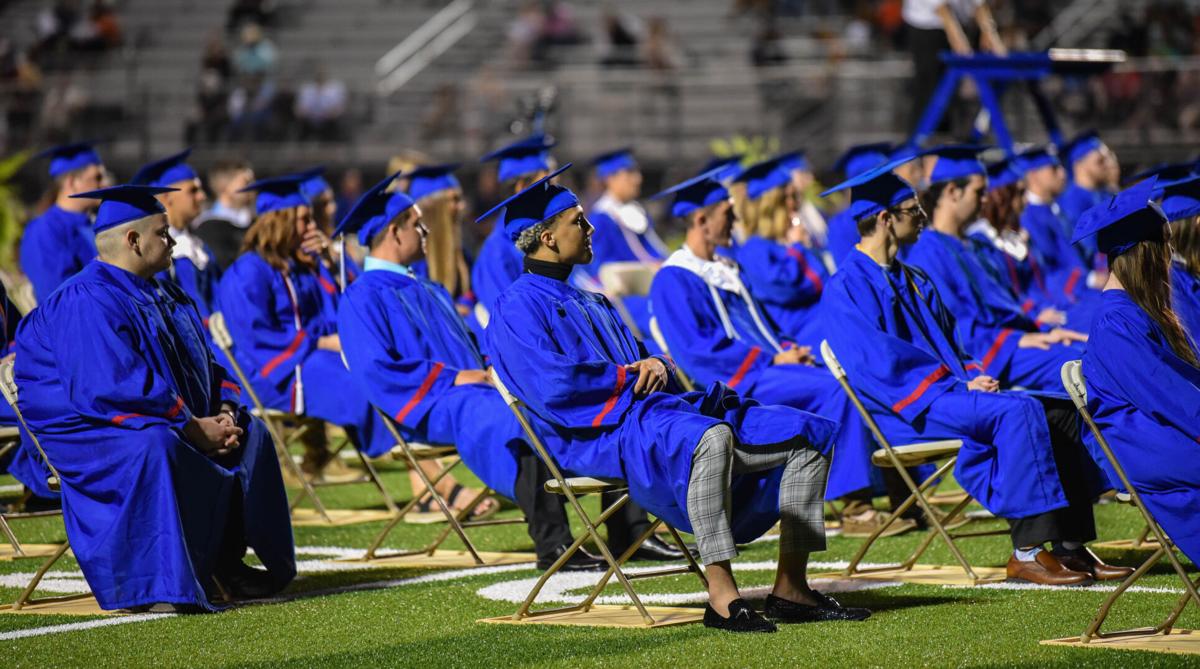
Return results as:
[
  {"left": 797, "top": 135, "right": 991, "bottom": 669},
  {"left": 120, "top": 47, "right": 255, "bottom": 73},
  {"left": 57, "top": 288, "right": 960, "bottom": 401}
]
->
[
  {"left": 240, "top": 207, "right": 314, "bottom": 271},
  {"left": 980, "top": 183, "right": 1022, "bottom": 233},
  {"left": 1111, "top": 237, "right": 1199, "bottom": 366},
  {"left": 1170, "top": 215, "right": 1200, "bottom": 275},
  {"left": 419, "top": 192, "right": 471, "bottom": 297}
]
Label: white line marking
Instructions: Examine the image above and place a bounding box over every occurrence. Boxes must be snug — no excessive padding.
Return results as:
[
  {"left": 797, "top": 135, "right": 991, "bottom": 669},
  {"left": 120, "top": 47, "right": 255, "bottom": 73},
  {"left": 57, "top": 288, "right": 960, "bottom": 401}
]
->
[{"left": 0, "top": 614, "right": 174, "bottom": 641}]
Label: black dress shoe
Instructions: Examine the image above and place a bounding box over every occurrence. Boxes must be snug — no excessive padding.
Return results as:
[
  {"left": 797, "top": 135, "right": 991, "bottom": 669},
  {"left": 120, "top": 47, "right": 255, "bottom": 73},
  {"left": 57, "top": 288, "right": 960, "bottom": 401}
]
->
[
  {"left": 703, "top": 598, "right": 777, "bottom": 633},
  {"left": 218, "top": 562, "right": 283, "bottom": 599},
  {"left": 537, "top": 545, "right": 606, "bottom": 572},
  {"left": 628, "top": 536, "right": 688, "bottom": 562},
  {"left": 763, "top": 591, "right": 871, "bottom": 623}
]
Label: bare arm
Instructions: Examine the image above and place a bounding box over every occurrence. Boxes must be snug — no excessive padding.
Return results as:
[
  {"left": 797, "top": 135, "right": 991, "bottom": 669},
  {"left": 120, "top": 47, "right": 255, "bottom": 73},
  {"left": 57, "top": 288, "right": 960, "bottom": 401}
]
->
[
  {"left": 936, "top": 4, "right": 973, "bottom": 55},
  {"left": 975, "top": 2, "right": 1007, "bottom": 56}
]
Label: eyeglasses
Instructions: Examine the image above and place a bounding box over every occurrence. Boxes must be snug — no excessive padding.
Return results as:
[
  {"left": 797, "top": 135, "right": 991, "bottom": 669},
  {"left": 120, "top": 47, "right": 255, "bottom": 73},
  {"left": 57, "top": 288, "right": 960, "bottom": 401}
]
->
[{"left": 890, "top": 204, "right": 927, "bottom": 221}]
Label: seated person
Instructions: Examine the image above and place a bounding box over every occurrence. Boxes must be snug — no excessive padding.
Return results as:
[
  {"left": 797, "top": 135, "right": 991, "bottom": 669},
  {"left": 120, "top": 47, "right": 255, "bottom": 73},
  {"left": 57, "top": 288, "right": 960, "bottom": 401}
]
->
[
  {"left": 776, "top": 151, "right": 832, "bottom": 262},
  {"left": 646, "top": 172, "right": 877, "bottom": 523},
  {"left": 824, "top": 142, "right": 894, "bottom": 268},
  {"left": 335, "top": 173, "right": 680, "bottom": 569},
  {"left": 299, "top": 166, "right": 360, "bottom": 289},
  {"left": 20, "top": 142, "right": 106, "bottom": 301},
  {"left": 485, "top": 165, "right": 870, "bottom": 633},
  {"left": 1154, "top": 175, "right": 1200, "bottom": 340},
  {"left": 1056, "top": 131, "right": 1113, "bottom": 262},
  {"left": 131, "top": 150, "right": 222, "bottom": 323},
  {"left": 14, "top": 185, "right": 295, "bottom": 612},
  {"left": 1076, "top": 177, "right": 1200, "bottom": 567},
  {"left": 905, "top": 146, "right": 1087, "bottom": 391},
  {"left": 729, "top": 157, "right": 829, "bottom": 349},
  {"left": 820, "top": 162, "right": 1130, "bottom": 585}
]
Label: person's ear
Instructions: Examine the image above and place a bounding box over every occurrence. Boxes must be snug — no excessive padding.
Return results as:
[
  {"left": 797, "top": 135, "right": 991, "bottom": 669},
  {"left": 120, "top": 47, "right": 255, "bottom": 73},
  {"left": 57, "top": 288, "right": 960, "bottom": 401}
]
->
[
  {"left": 125, "top": 227, "right": 141, "bottom": 255},
  {"left": 539, "top": 226, "right": 557, "bottom": 252}
]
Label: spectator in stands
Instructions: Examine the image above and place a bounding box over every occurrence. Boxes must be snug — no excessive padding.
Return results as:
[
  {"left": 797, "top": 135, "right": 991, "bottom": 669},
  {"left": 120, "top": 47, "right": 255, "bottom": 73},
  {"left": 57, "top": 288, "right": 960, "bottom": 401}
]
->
[
  {"left": 227, "top": 73, "right": 276, "bottom": 139},
  {"left": 597, "top": 4, "right": 641, "bottom": 67},
  {"left": 39, "top": 72, "right": 88, "bottom": 142},
  {"left": 227, "top": 0, "right": 276, "bottom": 32},
  {"left": 295, "top": 64, "right": 348, "bottom": 141},
  {"left": 68, "top": 1, "right": 122, "bottom": 53},
  {"left": 641, "top": 16, "right": 683, "bottom": 72},
  {"left": 232, "top": 23, "right": 277, "bottom": 78},
  {"left": 505, "top": 1, "right": 545, "bottom": 67},
  {"left": 903, "top": 0, "right": 1006, "bottom": 127},
  {"left": 194, "top": 159, "right": 255, "bottom": 270},
  {"left": 34, "top": 0, "right": 78, "bottom": 57}
]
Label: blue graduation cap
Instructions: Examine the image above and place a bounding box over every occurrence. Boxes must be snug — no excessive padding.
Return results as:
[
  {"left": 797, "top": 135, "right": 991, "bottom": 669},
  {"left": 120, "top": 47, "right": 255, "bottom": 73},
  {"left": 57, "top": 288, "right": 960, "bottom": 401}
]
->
[
  {"left": 240, "top": 175, "right": 311, "bottom": 216},
  {"left": 1123, "top": 161, "right": 1198, "bottom": 187},
  {"left": 334, "top": 171, "right": 416, "bottom": 246},
  {"left": 1072, "top": 177, "right": 1166, "bottom": 257},
  {"left": 405, "top": 163, "right": 461, "bottom": 201},
  {"left": 481, "top": 133, "right": 557, "bottom": 183},
  {"left": 131, "top": 149, "right": 197, "bottom": 188},
  {"left": 733, "top": 157, "right": 790, "bottom": 200},
  {"left": 833, "top": 142, "right": 892, "bottom": 179},
  {"left": 1063, "top": 130, "right": 1104, "bottom": 166},
  {"left": 986, "top": 156, "right": 1024, "bottom": 191},
  {"left": 925, "top": 145, "right": 987, "bottom": 186},
  {"left": 37, "top": 142, "right": 103, "bottom": 179},
  {"left": 889, "top": 142, "right": 923, "bottom": 164},
  {"left": 475, "top": 164, "right": 579, "bottom": 242},
  {"left": 1159, "top": 176, "right": 1200, "bottom": 223},
  {"left": 298, "top": 167, "right": 333, "bottom": 202},
  {"left": 1013, "top": 145, "right": 1060, "bottom": 173},
  {"left": 592, "top": 148, "right": 638, "bottom": 180},
  {"left": 71, "top": 185, "right": 176, "bottom": 234},
  {"left": 820, "top": 157, "right": 918, "bottom": 222},
  {"left": 696, "top": 155, "right": 744, "bottom": 183},
  {"left": 776, "top": 151, "right": 810, "bottom": 173},
  {"left": 651, "top": 170, "right": 731, "bottom": 218}
]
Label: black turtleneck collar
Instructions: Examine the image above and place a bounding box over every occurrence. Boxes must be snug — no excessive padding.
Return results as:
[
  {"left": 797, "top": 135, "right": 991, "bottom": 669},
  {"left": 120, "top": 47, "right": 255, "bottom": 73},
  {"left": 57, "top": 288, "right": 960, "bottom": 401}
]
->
[{"left": 524, "top": 256, "right": 573, "bottom": 282}]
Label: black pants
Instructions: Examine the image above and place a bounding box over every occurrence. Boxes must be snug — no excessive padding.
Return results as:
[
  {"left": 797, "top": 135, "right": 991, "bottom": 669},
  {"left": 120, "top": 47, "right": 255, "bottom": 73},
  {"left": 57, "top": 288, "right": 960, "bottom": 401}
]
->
[
  {"left": 908, "top": 25, "right": 950, "bottom": 129},
  {"left": 1008, "top": 396, "right": 1097, "bottom": 548},
  {"left": 512, "top": 446, "right": 654, "bottom": 562}
]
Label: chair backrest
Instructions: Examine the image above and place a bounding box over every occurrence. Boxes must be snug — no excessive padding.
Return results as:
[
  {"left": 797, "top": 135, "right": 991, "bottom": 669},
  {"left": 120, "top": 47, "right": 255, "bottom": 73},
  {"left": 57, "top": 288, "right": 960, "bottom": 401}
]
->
[
  {"left": 0, "top": 358, "right": 61, "bottom": 485},
  {"left": 208, "top": 311, "right": 235, "bottom": 350},
  {"left": 819, "top": 339, "right": 848, "bottom": 381},
  {"left": 473, "top": 302, "right": 490, "bottom": 329},
  {"left": 1060, "top": 359, "right": 1088, "bottom": 412},
  {"left": 598, "top": 262, "right": 657, "bottom": 297},
  {"left": 490, "top": 367, "right": 520, "bottom": 408}
]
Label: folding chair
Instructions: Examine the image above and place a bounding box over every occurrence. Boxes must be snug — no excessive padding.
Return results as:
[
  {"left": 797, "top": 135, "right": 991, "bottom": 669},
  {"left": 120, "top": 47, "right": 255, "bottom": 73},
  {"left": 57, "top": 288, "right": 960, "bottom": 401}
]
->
[
  {"left": 1060, "top": 360, "right": 1200, "bottom": 643},
  {"left": 647, "top": 316, "right": 696, "bottom": 392},
  {"left": 820, "top": 340, "right": 1008, "bottom": 584},
  {"left": 207, "top": 312, "right": 397, "bottom": 524},
  {"left": 487, "top": 368, "right": 706, "bottom": 627},
  {"left": 357, "top": 406, "right": 529, "bottom": 565},
  {"left": 0, "top": 425, "right": 62, "bottom": 560},
  {"left": 0, "top": 359, "right": 86, "bottom": 611}
]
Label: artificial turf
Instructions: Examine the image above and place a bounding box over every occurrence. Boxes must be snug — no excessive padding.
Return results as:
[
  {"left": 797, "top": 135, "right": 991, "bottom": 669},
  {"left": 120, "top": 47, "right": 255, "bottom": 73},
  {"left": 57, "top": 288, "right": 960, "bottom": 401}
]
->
[{"left": 0, "top": 460, "right": 1196, "bottom": 669}]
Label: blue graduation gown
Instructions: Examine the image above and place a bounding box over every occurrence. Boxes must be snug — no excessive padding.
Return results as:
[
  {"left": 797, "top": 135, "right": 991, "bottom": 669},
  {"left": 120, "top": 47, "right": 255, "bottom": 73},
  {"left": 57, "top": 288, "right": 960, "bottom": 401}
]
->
[
  {"left": 1021, "top": 201, "right": 1097, "bottom": 306},
  {"left": 648, "top": 255, "right": 873, "bottom": 500},
  {"left": 1057, "top": 182, "right": 1104, "bottom": 261},
  {"left": 336, "top": 267, "right": 519, "bottom": 499},
  {"left": 1171, "top": 262, "right": 1200, "bottom": 343},
  {"left": 216, "top": 253, "right": 394, "bottom": 457},
  {"left": 733, "top": 235, "right": 829, "bottom": 348},
  {"left": 14, "top": 261, "right": 294, "bottom": 610},
  {"left": 486, "top": 272, "right": 837, "bottom": 537},
  {"left": 821, "top": 249, "right": 1091, "bottom": 518},
  {"left": 825, "top": 209, "right": 858, "bottom": 270},
  {"left": 20, "top": 204, "right": 97, "bottom": 301},
  {"left": 1082, "top": 290, "right": 1200, "bottom": 564},
  {"left": 906, "top": 230, "right": 1081, "bottom": 391},
  {"left": 471, "top": 224, "right": 523, "bottom": 316},
  {"left": 156, "top": 252, "right": 221, "bottom": 322}
]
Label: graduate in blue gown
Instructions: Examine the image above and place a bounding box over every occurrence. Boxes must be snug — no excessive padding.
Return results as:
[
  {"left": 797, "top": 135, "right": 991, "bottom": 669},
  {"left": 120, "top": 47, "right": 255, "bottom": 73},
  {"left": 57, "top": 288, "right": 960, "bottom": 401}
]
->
[
  {"left": 19, "top": 143, "right": 106, "bottom": 301},
  {"left": 472, "top": 134, "right": 557, "bottom": 321},
  {"left": 216, "top": 175, "right": 396, "bottom": 459},
  {"left": 131, "top": 150, "right": 223, "bottom": 324},
  {"left": 905, "top": 146, "right": 1088, "bottom": 392},
  {"left": 1056, "top": 131, "right": 1113, "bottom": 262},
  {"left": 299, "top": 166, "right": 361, "bottom": 291},
  {"left": 820, "top": 163, "right": 1127, "bottom": 585},
  {"left": 484, "top": 164, "right": 870, "bottom": 632},
  {"left": 729, "top": 157, "right": 829, "bottom": 349},
  {"left": 14, "top": 185, "right": 294, "bottom": 611},
  {"left": 1159, "top": 176, "right": 1200, "bottom": 344},
  {"left": 1075, "top": 178, "right": 1200, "bottom": 567},
  {"left": 777, "top": 151, "right": 833, "bottom": 265},
  {"left": 646, "top": 171, "right": 875, "bottom": 505},
  {"left": 824, "top": 143, "right": 893, "bottom": 268},
  {"left": 334, "top": 172, "right": 624, "bottom": 570},
  {"left": 1019, "top": 146, "right": 1105, "bottom": 311}
]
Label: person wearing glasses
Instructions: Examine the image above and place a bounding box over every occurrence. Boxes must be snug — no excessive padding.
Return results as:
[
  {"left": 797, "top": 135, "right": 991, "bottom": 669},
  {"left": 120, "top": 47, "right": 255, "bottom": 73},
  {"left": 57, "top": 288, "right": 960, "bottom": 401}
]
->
[{"left": 820, "top": 162, "right": 1129, "bottom": 587}]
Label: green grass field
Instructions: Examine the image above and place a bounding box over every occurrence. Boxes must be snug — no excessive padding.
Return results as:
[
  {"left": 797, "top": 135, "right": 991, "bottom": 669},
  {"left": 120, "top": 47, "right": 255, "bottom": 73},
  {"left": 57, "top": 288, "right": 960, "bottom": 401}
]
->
[{"left": 1, "top": 461, "right": 1196, "bottom": 669}]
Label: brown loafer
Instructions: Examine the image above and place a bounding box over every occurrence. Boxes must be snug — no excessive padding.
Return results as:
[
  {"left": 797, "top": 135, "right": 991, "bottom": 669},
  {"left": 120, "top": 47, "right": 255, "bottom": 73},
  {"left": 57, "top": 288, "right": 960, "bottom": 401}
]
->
[
  {"left": 1054, "top": 548, "right": 1135, "bottom": 581},
  {"left": 1006, "top": 550, "right": 1092, "bottom": 586}
]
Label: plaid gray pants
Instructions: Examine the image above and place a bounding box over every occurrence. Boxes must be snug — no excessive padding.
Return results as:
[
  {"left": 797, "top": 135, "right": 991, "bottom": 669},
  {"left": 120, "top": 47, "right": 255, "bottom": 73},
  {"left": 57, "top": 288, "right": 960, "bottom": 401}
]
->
[{"left": 685, "top": 424, "right": 830, "bottom": 565}]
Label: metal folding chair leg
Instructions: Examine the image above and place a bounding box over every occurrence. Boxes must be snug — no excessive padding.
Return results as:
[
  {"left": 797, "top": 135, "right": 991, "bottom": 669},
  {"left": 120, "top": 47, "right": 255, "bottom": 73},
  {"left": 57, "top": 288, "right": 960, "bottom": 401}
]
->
[{"left": 8, "top": 541, "right": 88, "bottom": 611}]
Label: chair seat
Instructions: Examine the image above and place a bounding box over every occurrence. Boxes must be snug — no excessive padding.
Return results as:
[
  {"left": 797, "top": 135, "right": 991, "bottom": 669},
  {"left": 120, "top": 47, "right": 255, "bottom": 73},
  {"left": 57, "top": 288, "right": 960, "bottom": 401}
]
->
[
  {"left": 544, "top": 476, "right": 627, "bottom": 495},
  {"left": 390, "top": 443, "right": 458, "bottom": 460},
  {"left": 0, "top": 426, "right": 20, "bottom": 439},
  {"left": 251, "top": 408, "right": 294, "bottom": 419},
  {"left": 871, "top": 440, "right": 962, "bottom": 467},
  {"left": 1114, "top": 492, "right": 1133, "bottom": 505}
]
